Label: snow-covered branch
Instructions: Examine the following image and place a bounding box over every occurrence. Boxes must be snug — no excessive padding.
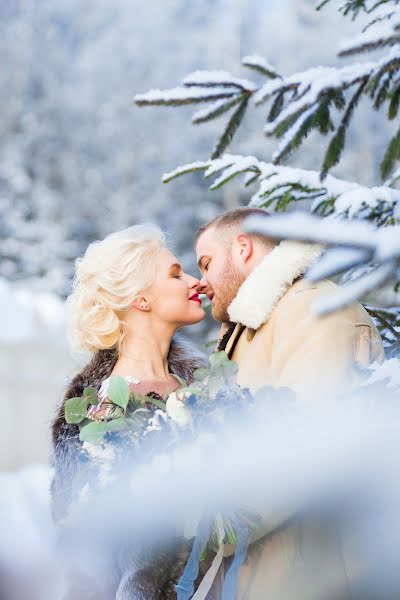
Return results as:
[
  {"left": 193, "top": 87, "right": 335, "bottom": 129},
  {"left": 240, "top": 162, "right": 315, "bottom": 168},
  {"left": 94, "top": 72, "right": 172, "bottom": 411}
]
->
[
  {"left": 163, "top": 154, "right": 400, "bottom": 223},
  {"left": 244, "top": 210, "right": 400, "bottom": 316}
]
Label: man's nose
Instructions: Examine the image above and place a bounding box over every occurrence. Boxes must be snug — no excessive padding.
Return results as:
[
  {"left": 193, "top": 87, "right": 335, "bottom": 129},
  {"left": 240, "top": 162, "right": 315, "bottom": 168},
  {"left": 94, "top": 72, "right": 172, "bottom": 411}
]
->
[{"left": 197, "top": 276, "right": 208, "bottom": 293}]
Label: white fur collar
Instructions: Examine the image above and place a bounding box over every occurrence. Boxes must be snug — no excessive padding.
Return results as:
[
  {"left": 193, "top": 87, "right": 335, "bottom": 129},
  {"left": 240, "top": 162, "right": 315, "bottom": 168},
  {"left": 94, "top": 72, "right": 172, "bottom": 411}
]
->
[{"left": 228, "top": 240, "right": 323, "bottom": 330}]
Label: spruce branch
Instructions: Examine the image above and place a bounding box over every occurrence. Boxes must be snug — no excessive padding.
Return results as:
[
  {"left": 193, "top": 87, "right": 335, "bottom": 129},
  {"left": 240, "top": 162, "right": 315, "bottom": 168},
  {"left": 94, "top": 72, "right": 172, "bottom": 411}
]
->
[
  {"left": 183, "top": 70, "right": 256, "bottom": 93},
  {"left": 272, "top": 103, "right": 321, "bottom": 164},
  {"left": 381, "top": 124, "right": 400, "bottom": 179},
  {"left": 191, "top": 96, "right": 243, "bottom": 124},
  {"left": 211, "top": 96, "right": 250, "bottom": 159},
  {"left": 134, "top": 87, "right": 238, "bottom": 106},
  {"left": 321, "top": 78, "right": 368, "bottom": 179},
  {"left": 388, "top": 78, "right": 400, "bottom": 117},
  {"left": 242, "top": 55, "right": 282, "bottom": 79}
]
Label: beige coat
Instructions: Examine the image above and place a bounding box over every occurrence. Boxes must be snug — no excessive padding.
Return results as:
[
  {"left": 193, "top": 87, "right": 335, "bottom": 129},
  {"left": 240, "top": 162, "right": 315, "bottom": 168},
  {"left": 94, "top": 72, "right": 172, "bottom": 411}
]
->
[{"left": 217, "top": 241, "right": 385, "bottom": 600}]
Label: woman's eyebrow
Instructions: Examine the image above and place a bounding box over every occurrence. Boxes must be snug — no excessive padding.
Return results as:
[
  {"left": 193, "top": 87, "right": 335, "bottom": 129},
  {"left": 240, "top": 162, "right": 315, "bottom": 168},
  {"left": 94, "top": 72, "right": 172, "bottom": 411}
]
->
[{"left": 169, "top": 263, "right": 182, "bottom": 272}]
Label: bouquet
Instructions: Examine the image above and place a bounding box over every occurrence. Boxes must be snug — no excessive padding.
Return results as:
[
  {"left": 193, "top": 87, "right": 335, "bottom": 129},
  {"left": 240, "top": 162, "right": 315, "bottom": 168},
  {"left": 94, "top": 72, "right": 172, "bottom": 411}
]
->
[{"left": 64, "top": 351, "right": 295, "bottom": 599}]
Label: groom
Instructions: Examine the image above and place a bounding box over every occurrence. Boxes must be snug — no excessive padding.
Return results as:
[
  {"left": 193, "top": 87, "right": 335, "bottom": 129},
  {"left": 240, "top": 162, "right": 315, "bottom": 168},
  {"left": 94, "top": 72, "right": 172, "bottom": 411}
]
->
[
  {"left": 195, "top": 206, "right": 385, "bottom": 599},
  {"left": 196, "top": 206, "right": 384, "bottom": 399}
]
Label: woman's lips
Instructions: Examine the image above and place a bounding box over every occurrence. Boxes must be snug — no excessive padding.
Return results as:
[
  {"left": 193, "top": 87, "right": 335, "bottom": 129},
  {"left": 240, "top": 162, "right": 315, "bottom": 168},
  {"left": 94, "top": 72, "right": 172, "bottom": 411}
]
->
[{"left": 189, "top": 293, "right": 202, "bottom": 304}]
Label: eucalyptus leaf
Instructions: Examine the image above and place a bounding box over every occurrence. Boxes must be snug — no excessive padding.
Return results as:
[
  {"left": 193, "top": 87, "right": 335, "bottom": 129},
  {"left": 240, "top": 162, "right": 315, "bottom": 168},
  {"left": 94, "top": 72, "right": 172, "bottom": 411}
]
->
[
  {"left": 83, "top": 386, "right": 99, "bottom": 405},
  {"left": 65, "top": 397, "right": 89, "bottom": 424},
  {"left": 108, "top": 376, "right": 130, "bottom": 410},
  {"left": 209, "top": 351, "right": 231, "bottom": 368},
  {"left": 147, "top": 398, "right": 167, "bottom": 411},
  {"left": 173, "top": 374, "right": 187, "bottom": 387},
  {"left": 193, "top": 368, "right": 210, "bottom": 382},
  {"left": 79, "top": 417, "right": 129, "bottom": 443}
]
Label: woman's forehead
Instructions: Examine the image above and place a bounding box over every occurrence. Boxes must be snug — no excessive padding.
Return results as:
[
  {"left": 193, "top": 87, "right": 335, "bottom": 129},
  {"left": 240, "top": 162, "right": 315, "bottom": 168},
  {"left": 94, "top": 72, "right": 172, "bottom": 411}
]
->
[{"left": 157, "top": 247, "right": 180, "bottom": 269}]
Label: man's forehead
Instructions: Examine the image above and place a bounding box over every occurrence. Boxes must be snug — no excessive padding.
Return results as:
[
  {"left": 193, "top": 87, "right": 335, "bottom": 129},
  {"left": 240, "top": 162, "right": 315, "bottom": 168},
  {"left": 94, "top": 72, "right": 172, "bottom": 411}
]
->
[{"left": 195, "top": 226, "right": 222, "bottom": 253}]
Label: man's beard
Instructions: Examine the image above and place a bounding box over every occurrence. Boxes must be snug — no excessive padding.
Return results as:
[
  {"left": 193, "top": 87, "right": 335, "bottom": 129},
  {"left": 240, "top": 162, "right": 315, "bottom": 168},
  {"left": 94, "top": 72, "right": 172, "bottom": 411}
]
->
[{"left": 211, "top": 256, "right": 246, "bottom": 323}]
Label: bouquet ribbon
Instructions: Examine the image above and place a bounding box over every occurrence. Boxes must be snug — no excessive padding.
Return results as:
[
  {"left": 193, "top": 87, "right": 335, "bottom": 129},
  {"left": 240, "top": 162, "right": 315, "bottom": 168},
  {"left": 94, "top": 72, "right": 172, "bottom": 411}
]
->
[{"left": 176, "top": 515, "right": 250, "bottom": 600}]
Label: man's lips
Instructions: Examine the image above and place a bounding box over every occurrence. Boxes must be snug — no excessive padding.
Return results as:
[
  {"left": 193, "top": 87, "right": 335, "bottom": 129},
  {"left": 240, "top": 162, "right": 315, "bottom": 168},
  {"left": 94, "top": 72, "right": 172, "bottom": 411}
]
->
[{"left": 189, "top": 293, "right": 202, "bottom": 304}]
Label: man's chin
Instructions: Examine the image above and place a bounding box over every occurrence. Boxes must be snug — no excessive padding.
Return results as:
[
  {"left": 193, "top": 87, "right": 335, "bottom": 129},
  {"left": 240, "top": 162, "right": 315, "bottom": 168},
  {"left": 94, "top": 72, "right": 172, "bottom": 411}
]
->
[{"left": 211, "top": 304, "right": 229, "bottom": 323}]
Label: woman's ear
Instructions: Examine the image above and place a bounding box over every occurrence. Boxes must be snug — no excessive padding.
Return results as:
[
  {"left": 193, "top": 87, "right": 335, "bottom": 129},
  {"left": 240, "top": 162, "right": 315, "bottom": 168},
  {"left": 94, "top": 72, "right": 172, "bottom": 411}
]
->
[{"left": 132, "top": 296, "right": 151, "bottom": 312}]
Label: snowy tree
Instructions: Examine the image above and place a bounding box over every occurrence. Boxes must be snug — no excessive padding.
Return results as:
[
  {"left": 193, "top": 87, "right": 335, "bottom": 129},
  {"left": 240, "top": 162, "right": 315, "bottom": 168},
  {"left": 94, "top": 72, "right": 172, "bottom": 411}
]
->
[{"left": 134, "top": 0, "right": 400, "bottom": 357}]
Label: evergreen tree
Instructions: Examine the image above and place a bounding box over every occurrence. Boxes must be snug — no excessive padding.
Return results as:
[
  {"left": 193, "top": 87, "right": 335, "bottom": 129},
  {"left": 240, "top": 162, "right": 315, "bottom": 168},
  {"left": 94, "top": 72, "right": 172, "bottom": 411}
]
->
[{"left": 135, "top": 0, "right": 400, "bottom": 359}]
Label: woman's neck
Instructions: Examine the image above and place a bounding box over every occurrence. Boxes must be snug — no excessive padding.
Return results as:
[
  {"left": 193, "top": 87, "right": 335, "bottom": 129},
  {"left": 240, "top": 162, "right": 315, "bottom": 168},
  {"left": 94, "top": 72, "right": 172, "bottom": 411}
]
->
[{"left": 114, "top": 321, "right": 175, "bottom": 382}]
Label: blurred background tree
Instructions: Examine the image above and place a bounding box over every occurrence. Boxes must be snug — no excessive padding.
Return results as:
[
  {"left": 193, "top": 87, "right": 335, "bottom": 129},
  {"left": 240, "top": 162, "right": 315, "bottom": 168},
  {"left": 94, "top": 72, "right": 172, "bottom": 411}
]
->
[{"left": 134, "top": 0, "right": 400, "bottom": 355}]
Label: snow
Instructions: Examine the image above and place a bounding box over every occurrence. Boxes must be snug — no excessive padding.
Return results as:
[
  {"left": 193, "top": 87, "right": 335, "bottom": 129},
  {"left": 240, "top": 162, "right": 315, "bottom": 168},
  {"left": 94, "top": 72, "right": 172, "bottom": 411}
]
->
[
  {"left": 134, "top": 86, "right": 239, "bottom": 105},
  {"left": 245, "top": 210, "right": 400, "bottom": 314},
  {"left": 0, "top": 277, "right": 65, "bottom": 345},
  {"left": 191, "top": 97, "right": 242, "bottom": 124},
  {"left": 209, "top": 155, "right": 261, "bottom": 189},
  {"left": 0, "top": 464, "right": 64, "bottom": 599},
  {"left": 307, "top": 246, "right": 371, "bottom": 282},
  {"left": 313, "top": 262, "right": 395, "bottom": 316},
  {"left": 183, "top": 70, "right": 257, "bottom": 92},
  {"left": 364, "top": 358, "right": 400, "bottom": 390},
  {"left": 338, "top": 9, "right": 400, "bottom": 55},
  {"left": 244, "top": 211, "right": 378, "bottom": 248},
  {"left": 162, "top": 160, "right": 210, "bottom": 183},
  {"left": 263, "top": 62, "right": 375, "bottom": 133},
  {"left": 271, "top": 101, "right": 320, "bottom": 161},
  {"left": 241, "top": 54, "right": 281, "bottom": 78}
]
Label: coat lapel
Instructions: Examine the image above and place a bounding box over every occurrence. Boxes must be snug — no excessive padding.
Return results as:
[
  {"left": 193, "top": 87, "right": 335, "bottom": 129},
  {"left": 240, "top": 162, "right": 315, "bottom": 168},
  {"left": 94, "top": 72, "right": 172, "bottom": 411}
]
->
[
  {"left": 228, "top": 241, "right": 323, "bottom": 330},
  {"left": 224, "top": 323, "right": 245, "bottom": 359}
]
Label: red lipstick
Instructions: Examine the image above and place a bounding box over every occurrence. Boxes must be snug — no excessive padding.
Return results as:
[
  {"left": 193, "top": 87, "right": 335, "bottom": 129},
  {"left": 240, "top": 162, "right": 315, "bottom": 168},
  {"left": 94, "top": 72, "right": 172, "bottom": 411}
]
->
[{"left": 189, "top": 293, "right": 202, "bottom": 304}]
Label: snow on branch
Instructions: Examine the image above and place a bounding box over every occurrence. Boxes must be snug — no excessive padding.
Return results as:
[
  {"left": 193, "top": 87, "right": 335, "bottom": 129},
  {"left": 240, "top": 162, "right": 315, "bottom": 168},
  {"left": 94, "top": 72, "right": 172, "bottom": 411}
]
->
[
  {"left": 262, "top": 63, "right": 374, "bottom": 132},
  {"left": 162, "top": 161, "right": 210, "bottom": 183},
  {"left": 244, "top": 210, "right": 400, "bottom": 314},
  {"left": 338, "top": 8, "right": 400, "bottom": 55},
  {"left": 191, "top": 97, "right": 243, "bottom": 124},
  {"left": 162, "top": 154, "right": 400, "bottom": 223},
  {"left": 242, "top": 55, "right": 282, "bottom": 79},
  {"left": 133, "top": 86, "right": 239, "bottom": 106},
  {"left": 183, "top": 70, "right": 256, "bottom": 93}
]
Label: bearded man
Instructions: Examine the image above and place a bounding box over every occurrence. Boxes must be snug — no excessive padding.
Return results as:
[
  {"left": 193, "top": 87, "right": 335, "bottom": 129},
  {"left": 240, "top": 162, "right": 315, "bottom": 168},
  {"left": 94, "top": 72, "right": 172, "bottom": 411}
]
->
[{"left": 195, "top": 206, "right": 385, "bottom": 600}]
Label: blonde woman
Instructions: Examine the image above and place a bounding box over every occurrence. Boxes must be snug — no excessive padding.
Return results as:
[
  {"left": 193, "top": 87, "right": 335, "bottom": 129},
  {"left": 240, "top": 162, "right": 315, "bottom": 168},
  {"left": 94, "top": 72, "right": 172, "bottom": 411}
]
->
[{"left": 51, "top": 224, "right": 208, "bottom": 599}]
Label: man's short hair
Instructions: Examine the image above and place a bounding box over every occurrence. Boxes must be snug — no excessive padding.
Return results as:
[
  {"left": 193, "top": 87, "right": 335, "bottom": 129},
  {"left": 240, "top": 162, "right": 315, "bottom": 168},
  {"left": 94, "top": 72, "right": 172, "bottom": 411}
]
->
[{"left": 195, "top": 206, "right": 273, "bottom": 246}]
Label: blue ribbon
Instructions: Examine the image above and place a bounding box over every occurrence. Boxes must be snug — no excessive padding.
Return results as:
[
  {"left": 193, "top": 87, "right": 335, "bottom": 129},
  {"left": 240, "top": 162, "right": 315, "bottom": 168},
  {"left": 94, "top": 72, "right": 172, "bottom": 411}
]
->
[
  {"left": 221, "top": 520, "right": 251, "bottom": 600},
  {"left": 176, "top": 519, "right": 211, "bottom": 600}
]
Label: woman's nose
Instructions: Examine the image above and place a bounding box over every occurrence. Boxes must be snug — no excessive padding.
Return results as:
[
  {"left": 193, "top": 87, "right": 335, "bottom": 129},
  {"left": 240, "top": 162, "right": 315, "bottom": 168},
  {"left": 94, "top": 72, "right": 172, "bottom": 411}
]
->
[{"left": 185, "top": 273, "right": 200, "bottom": 289}]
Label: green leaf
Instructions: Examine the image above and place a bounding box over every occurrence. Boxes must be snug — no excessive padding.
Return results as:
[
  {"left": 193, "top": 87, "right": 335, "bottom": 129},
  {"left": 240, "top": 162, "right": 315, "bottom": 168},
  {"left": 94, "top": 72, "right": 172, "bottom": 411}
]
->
[
  {"left": 107, "top": 376, "right": 130, "bottom": 411},
  {"left": 209, "top": 351, "right": 232, "bottom": 369},
  {"left": 79, "top": 417, "right": 129, "bottom": 443},
  {"left": 147, "top": 398, "right": 167, "bottom": 411},
  {"left": 65, "top": 397, "right": 89, "bottom": 424},
  {"left": 193, "top": 368, "right": 210, "bottom": 381},
  {"left": 173, "top": 374, "right": 188, "bottom": 387},
  {"left": 83, "top": 387, "right": 98, "bottom": 405}
]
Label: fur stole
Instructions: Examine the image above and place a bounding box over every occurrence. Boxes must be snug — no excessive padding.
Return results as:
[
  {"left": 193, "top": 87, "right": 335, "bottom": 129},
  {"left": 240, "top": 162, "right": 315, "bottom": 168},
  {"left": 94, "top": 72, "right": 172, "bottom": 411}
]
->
[{"left": 51, "top": 336, "right": 207, "bottom": 600}]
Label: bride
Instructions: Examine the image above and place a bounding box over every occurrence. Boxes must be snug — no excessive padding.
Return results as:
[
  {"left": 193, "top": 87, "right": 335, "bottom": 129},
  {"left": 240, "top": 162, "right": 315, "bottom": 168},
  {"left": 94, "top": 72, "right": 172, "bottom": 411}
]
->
[{"left": 51, "top": 224, "right": 210, "bottom": 599}]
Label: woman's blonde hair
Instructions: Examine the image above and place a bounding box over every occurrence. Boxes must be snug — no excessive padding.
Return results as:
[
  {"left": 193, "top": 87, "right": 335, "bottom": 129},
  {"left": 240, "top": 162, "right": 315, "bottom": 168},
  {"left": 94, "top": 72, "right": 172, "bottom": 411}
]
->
[{"left": 67, "top": 224, "right": 166, "bottom": 353}]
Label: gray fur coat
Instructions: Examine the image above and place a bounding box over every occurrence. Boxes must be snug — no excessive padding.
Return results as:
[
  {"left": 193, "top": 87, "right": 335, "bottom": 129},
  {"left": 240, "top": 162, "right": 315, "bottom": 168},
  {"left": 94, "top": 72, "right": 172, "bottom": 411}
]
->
[{"left": 51, "top": 336, "right": 210, "bottom": 600}]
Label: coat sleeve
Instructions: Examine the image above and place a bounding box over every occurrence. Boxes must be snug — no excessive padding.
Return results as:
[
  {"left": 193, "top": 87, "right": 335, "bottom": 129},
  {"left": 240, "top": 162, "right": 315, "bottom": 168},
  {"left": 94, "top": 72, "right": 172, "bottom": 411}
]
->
[{"left": 270, "top": 290, "right": 384, "bottom": 401}]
